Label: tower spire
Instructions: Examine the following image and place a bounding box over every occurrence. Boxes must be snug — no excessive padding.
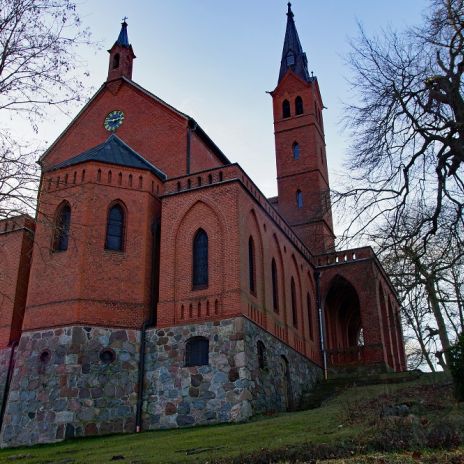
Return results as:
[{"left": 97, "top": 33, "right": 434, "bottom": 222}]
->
[
  {"left": 115, "top": 18, "right": 130, "bottom": 47},
  {"left": 107, "top": 18, "right": 136, "bottom": 81},
  {"left": 278, "top": 3, "right": 310, "bottom": 84}
]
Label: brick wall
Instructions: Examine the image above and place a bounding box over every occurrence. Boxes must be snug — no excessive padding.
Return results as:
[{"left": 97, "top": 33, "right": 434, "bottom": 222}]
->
[
  {"left": 41, "top": 79, "right": 226, "bottom": 179},
  {"left": 0, "top": 216, "right": 35, "bottom": 348},
  {"left": 24, "top": 162, "right": 161, "bottom": 331}
]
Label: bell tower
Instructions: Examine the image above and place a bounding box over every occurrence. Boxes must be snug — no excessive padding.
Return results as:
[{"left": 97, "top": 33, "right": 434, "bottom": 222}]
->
[
  {"left": 271, "top": 3, "right": 334, "bottom": 255},
  {"left": 107, "top": 18, "right": 136, "bottom": 81}
]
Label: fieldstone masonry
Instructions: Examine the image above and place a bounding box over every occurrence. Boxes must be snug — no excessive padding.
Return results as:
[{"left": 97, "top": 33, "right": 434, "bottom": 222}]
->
[
  {"left": 0, "top": 317, "right": 322, "bottom": 447},
  {"left": 0, "top": 348, "right": 13, "bottom": 414},
  {"left": 0, "top": 326, "right": 140, "bottom": 447},
  {"left": 243, "top": 319, "right": 322, "bottom": 413},
  {"left": 142, "top": 318, "right": 251, "bottom": 430}
]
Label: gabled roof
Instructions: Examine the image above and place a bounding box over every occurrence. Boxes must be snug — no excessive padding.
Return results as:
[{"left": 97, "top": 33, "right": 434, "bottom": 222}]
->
[
  {"left": 47, "top": 134, "right": 167, "bottom": 180},
  {"left": 39, "top": 77, "right": 230, "bottom": 167},
  {"left": 278, "top": 3, "right": 312, "bottom": 84}
]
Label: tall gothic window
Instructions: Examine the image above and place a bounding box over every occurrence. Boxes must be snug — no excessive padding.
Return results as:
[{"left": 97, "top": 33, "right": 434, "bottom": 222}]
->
[
  {"left": 291, "top": 277, "right": 298, "bottom": 327},
  {"left": 249, "top": 236, "right": 256, "bottom": 294},
  {"left": 295, "top": 96, "right": 304, "bottom": 115},
  {"left": 53, "top": 202, "right": 71, "bottom": 252},
  {"left": 307, "top": 292, "right": 313, "bottom": 340},
  {"left": 185, "top": 337, "right": 209, "bottom": 366},
  {"left": 292, "top": 142, "right": 300, "bottom": 160},
  {"left": 105, "top": 203, "right": 125, "bottom": 251},
  {"left": 193, "top": 228, "right": 208, "bottom": 288},
  {"left": 272, "top": 258, "right": 279, "bottom": 313},
  {"left": 296, "top": 190, "right": 303, "bottom": 208},
  {"left": 282, "top": 99, "right": 291, "bottom": 118}
]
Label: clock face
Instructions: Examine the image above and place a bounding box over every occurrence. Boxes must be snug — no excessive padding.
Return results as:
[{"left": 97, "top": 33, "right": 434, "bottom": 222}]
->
[{"left": 104, "top": 110, "right": 125, "bottom": 131}]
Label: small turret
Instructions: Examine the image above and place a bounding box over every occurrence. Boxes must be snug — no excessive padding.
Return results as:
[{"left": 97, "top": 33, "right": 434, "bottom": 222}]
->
[{"left": 107, "top": 18, "right": 136, "bottom": 81}]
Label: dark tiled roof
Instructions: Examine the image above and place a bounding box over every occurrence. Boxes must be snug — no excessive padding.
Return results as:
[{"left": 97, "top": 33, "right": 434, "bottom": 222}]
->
[
  {"left": 116, "top": 20, "right": 130, "bottom": 47},
  {"left": 278, "top": 3, "right": 312, "bottom": 84},
  {"left": 48, "top": 134, "right": 167, "bottom": 180}
]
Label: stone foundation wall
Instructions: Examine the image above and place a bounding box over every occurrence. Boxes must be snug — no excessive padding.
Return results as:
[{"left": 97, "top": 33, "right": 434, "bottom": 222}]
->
[
  {"left": 142, "top": 317, "right": 252, "bottom": 429},
  {"left": 0, "top": 326, "right": 140, "bottom": 447},
  {"left": 243, "top": 318, "right": 322, "bottom": 413},
  {"left": 0, "top": 318, "right": 322, "bottom": 448},
  {"left": 0, "top": 347, "right": 13, "bottom": 414}
]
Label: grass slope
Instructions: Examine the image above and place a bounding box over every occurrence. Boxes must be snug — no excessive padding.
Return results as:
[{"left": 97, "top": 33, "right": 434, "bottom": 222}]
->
[{"left": 0, "top": 373, "right": 462, "bottom": 464}]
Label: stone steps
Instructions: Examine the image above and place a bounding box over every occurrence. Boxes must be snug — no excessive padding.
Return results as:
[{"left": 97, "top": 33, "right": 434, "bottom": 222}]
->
[{"left": 299, "top": 371, "right": 422, "bottom": 411}]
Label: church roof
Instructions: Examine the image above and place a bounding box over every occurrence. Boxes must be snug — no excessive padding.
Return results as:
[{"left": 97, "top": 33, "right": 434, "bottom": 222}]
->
[
  {"left": 48, "top": 134, "right": 167, "bottom": 180},
  {"left": 278, "top": 3, "right": 312, "bottom": 84}
]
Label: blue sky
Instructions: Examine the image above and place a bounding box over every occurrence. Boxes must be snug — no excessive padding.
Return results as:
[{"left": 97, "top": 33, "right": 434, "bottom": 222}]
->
[{"left": 41, "top": 1, "right": 426, "bottom": 198}]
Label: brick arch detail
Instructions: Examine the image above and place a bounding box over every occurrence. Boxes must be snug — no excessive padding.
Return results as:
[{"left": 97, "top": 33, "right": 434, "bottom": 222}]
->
[
  {"left": 245, "top": 209, "right": 265, "bottom": 306},
  {"left": 269, "top": 233, "right": 287, "bottom": 330},
  {"left": 172, "top": 199, "right": 225, "bottom": 305},
  {"left": 323, "top": 274, "right": 362, "bottom": 351},
  {"left": 290, "top": 254, "right": 303, "bottom": 334}
]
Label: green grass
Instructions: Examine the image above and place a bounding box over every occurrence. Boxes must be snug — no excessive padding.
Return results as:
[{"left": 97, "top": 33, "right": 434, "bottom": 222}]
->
[{"left": 0, "top": 373, "right": 462, "bottom": 464}]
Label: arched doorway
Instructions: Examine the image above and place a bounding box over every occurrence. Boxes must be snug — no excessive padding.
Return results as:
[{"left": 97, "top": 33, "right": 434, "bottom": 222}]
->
[
  {"left": 324, "top": 276, "right": 363, "bottom": 366},
  {"left": 279, "top": 355, "right": 293, "bottom": 411}
]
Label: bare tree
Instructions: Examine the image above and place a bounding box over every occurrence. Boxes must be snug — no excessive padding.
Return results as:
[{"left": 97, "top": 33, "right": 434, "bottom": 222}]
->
[
  {"left": 0, "top": 0, "right": 91, "bottom": 220},
  {"left": 335, "top": 0, "right": 464, "bottom": 248},
  {"left": 373, "top": 210, "right": 463, "bottom": 370}
]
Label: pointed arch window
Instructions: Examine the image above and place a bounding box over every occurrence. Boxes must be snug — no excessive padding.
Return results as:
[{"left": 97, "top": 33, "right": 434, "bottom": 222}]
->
[
  {"left": 295, "top": 96, "right": 304, "bottom": 115},
  {"left": 272, "top": 258, "right": 279, "bottom": 313},
  {"left": 291, "top": 277, "right": 298, "bottom": 328},
  {"left": 193, "top": 229, "right": 208, "bottom": 288},
  {"left": 292, "top": 142, "right": 300, "bottom": 160},
  {"left": 248, "top": 236, "right": 256, "bottom": 294},
  {"left": 105, "top": 203, "right": 125, "bottom": 251},
  {"left": 53, "top": 202, "right": 71, "bottom": 252},
  {"left": 113, "top": 53, "right": 120, "bottom": 69},
  {"left": 296, "top": 190, "right": 303, "bottom": 208},
  {"left": 185, "top": 336, "right": 209, "bottom": 366},
  {"left": 307, "top": 292, "right": 313, "bottom": 340},
  {"left": 282, "top": 99, "right": 291, "bottom": 118}
]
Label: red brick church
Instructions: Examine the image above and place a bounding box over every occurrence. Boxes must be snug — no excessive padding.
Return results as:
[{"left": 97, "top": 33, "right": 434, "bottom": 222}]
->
[{"left": 0, "top": 4, "right": 405, "bottom": 447}]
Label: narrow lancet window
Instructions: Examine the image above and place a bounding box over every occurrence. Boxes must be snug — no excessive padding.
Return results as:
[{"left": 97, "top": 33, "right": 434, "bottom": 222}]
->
[
  {"left": 293, "top": 142, "right": 300, "bottom": 160},
  {"left": 291, "top": 277, "right": 298, "bottom": 327},
  {"left": 105, "top": 203, "right": 125, "bottom": 251},
  {"left": 272, "top": 258, "right": 279, "bottom": 313},
  {"left": 53, "top": 202, "right": 71, "bottom": 252},
  {"left": 249, "top": 236, "right": 256, "bottom": 294},
  {"left": 193, "top": 228, "right": 208, "bottom": 288},
  {"left": 295, "top": 96, "right": 304, "bottom": 115},
  {"left": 296, "top": 190, "right": 303, "bottom": 208},
  {"left": 282, "top": 99, "right": 291, "bottom": 118}
]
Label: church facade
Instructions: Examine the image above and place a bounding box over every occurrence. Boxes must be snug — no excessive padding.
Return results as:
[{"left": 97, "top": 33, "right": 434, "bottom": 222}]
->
[{"left": 0, "top": 5, "right": 405, "bottom": 447}]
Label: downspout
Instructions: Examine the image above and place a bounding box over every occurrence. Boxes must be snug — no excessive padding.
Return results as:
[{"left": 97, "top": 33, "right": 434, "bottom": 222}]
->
[
  {"left": 186, "top": 120, "right": 198, "bottom": 176},
  {"left": 315, "top": 271, "right": 328, "bottom": 380},
  {"left": 135, "top": 219, "right": 161, "bottom": 432},
  {"left": 0, "top": 341, "right": 18, "bottom": 434},
  {"left": 186, "top": 126, "right": 192, "bottom": 176}
]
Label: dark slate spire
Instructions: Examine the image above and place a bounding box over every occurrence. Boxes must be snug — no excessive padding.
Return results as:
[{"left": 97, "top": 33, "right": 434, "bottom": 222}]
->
[
  {"left": 278, "top": 3, "right": 311, "bottom": 84},
  {"left": 115, "top": 18, "right": 129, "bottom": 47}
]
